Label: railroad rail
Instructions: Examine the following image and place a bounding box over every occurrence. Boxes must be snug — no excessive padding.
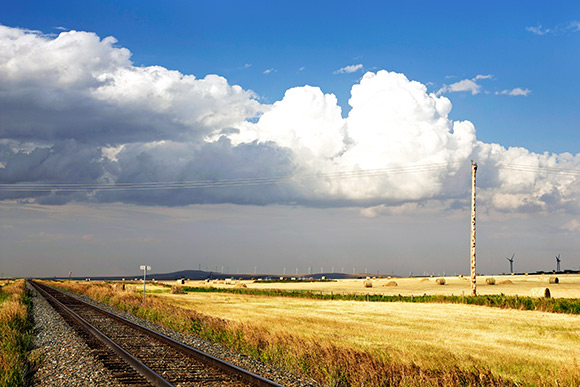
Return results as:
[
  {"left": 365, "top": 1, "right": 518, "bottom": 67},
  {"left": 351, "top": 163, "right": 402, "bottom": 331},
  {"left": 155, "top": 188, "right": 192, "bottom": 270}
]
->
[{"left": 29, "top": 280, "right": 285, "bottom": 387}]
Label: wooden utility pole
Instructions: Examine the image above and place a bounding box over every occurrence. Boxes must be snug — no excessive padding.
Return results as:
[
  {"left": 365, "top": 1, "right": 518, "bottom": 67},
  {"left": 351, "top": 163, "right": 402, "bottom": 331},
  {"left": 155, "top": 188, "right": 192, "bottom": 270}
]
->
[{"left": 470, "top": 161, "right": 477, "bottom": 296}]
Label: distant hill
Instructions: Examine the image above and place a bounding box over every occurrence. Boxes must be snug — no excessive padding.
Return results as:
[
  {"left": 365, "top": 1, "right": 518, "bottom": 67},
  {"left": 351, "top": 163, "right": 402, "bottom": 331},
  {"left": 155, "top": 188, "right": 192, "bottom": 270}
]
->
[{"left": 38, "top": 270, "right": 398, "bottom": 281}]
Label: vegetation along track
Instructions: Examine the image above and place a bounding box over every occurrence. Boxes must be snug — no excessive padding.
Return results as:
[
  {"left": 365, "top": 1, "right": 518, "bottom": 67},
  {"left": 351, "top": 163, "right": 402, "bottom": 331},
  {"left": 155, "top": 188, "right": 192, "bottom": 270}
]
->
[{"left": 29, "top": 280, "right": 284, "bottom": 387}]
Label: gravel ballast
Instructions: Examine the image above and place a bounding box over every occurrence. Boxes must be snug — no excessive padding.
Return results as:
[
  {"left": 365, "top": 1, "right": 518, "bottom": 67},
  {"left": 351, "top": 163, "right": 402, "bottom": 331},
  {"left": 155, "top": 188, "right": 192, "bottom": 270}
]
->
[
  {"left": 28, "top": 283, "right": 123, "bottom": 387},
  {"left": 30, "top": 282, "right": 320, "bottom": 387}
]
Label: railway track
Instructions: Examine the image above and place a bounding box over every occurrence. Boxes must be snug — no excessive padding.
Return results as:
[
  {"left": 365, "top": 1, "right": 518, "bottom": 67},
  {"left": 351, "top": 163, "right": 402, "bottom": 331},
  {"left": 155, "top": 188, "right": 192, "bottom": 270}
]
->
[{"left": 29, "top": 280, "right": 285, "bottom": 387}]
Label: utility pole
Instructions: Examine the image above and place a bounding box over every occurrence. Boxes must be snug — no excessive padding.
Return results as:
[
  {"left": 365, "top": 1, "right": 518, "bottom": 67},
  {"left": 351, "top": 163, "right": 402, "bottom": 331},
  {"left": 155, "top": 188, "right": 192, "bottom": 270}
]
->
[{"left": 470, "top": 161, "right": 477, "bottom": 296}]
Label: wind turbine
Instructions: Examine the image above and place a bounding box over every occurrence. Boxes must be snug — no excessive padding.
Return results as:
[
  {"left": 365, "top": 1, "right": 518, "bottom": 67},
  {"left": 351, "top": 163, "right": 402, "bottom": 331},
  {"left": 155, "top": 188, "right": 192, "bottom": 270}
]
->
[
  {"left": 556, "top": 254, "right": 561, "bottom": 272},
  {"left": 506, "top": 253, "right": 515, "bottom": 274}
]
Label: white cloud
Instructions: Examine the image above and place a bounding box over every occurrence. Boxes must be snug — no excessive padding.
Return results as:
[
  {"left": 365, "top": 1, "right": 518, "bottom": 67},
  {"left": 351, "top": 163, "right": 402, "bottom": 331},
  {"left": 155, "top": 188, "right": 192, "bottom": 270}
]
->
[
  {"left": 448, "top": 79, "right": 481, "bottom": 94},
  {"left": 497, "top": 88, "right": 531, "bottom": 96},
  {"left": 263, "top": 68, "right": 276, "bottom": 74},
  {"left": 526, "top": 25, "right": 551, "bottom": 35},
  {"left": 0, "top": 25, "right": 263, "bottom": 144},
  {"left": 437, "top": 74, "right": 493, "bottom": 95},
  {"left": 527, "top": 21, "right": 580, "bottom": 35},
  {"left": 1, "top": 25, "right": 580, "bottom": 214},
  {"left": 333, "top": 64, "right": 363, "bottom": 74}
]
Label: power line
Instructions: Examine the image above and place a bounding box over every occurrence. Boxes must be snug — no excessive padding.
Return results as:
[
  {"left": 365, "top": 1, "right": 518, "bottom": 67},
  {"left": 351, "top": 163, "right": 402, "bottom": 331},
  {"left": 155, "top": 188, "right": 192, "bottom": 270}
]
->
[
  {"left": 1, "top": 161, "right": 579, "bottom": 192},
  {"left": 0, "top": 162, "right": 458, "bottom": 192}
]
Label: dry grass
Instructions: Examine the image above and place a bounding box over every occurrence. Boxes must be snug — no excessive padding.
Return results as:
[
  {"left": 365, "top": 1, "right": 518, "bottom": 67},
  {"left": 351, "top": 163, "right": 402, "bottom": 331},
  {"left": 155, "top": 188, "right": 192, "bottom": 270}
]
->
[
  {"left": 157, "top": 290, "right": 580, "bottom": 385},
  {"left": 0, "top": 280, "right": 38, "bottom": 387},
  {"left": 50, "top": 279, "right": 580, "bottom": 386}
]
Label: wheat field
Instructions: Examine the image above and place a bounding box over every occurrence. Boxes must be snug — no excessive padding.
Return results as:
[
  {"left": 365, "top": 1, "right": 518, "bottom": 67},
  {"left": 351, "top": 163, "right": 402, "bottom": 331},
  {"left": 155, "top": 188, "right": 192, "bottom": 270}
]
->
[{"left": 153, "top": 274, "right": 580, "bottom": 384}]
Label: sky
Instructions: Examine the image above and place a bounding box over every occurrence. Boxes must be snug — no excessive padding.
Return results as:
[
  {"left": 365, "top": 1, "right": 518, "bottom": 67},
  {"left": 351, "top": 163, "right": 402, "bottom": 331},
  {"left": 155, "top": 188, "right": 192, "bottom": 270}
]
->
[{"left": 1, "top": 1, "right": 579, "bottom": 278}]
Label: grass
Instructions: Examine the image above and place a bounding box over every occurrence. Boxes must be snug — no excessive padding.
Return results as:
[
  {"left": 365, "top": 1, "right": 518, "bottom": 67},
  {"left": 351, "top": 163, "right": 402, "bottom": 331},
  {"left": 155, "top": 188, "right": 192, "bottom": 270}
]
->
[
  {"left": 0, "top": 280, "right": 38, "bottom": 387},
  {"left": 48, "top": 280, "right": 580, "bottom": 386}
]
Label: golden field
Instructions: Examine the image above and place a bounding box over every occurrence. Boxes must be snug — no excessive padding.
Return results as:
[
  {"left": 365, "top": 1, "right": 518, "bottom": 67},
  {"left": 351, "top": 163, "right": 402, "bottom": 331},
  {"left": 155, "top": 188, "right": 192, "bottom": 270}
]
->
[
  {"left": 155, "top": 283, "right": 580, "bottom": 385},
  {"left": 54, "top": 275, "right": 580, "bottom": 386}
]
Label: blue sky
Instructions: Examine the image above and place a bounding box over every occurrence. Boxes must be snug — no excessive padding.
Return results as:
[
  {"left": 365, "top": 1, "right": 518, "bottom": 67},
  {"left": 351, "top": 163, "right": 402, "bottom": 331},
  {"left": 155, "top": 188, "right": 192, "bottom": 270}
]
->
[
  {"left": 4, "top": 0, "right": 579, "bottom": 153},
  {"left": 1, "top": 1, "right": 579, "bottom": 277}
]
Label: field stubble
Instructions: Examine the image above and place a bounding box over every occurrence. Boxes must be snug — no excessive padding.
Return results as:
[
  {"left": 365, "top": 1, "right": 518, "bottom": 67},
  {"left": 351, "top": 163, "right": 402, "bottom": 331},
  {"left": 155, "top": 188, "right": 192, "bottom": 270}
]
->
[{"left": 50, "top": 277, "right": 580, "bottom": 386}]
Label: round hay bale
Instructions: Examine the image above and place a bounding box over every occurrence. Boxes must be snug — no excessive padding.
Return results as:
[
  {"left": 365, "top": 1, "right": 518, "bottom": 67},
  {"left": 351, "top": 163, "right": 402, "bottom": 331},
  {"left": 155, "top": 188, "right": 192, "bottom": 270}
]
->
[
  {"left": 176, "top": 278, "right": 185, "bottom": 285},
  {"left": 498, "top": 280, "right": 513, "bottom": 285},
  {"left": 435, "top": 278, "right": 445, "bottom": 285},
  {"left": 234, "top": 283, "right": 247, "bottom": 289},
  {"left": 170, "top": 285, "right": 185, "bottom": 294},
  {"left": 363, "top": 279, "right": 373, "bottom": 288},
  {"left": 548, "top": 276, "right": 559, "bottom": 284},
  {"left": 382, "top": 281, "right": 398, "bottom": 287},
  {"left": 531, "top": 287, "right": 551, "bottom": 298},
  {"left": 485, "top": 277, "right": 496, "bottom": 285}
]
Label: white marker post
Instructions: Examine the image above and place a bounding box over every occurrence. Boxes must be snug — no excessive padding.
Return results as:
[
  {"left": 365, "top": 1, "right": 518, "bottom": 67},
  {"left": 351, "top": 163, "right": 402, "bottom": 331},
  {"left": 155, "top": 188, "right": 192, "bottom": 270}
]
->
[{"left": 140, "top": 265, "right": 151, "bottom": 303}]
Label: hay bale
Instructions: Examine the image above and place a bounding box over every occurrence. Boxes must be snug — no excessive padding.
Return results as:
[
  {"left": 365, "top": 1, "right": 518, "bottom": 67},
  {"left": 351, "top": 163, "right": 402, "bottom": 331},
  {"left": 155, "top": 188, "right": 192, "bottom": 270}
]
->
[
  {"left": 485, "top": 277, "right": 496, "bottom": 285},
  {"left": 170, "top": 285, "right": 185, "bottom": 294},
  {"left": 382, "top": 281, "right": 398, "bottom": 287},
  {"left": 126, "top": 285, "right": 137, "bottom": 292},
  {"left": 225, "top": 278, "right": 232, "bottom": 285},
  {"left": 363, "top": 279, "right": 373, "bottom": 288},
  {"left": 498, "top": 280, "right": 513, "bottom": 285},
  {"left": 435, "top": 278, "right": 446, "bottom": 285},
  {"left": 458, "top": 274, "right": 463, "bottom": 278},
  {"left": 176, "top": 278, "right": 185, "bottom": 285},
  {"left": 531, "top": 287, "right": 551, "bottom": 298},
  {"left": 548, "top": 276, "right": 559, "bottom": 284},
  {"left": 234, "top": 283, "right": 247, "bottom": 289}
]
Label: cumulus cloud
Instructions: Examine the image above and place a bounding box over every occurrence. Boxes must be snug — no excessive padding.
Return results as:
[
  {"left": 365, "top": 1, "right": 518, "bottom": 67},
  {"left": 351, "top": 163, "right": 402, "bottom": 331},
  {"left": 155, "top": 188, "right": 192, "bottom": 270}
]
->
[
  {"left": 334, "top": 64, "right": 363, "bottom": 74},
  {"left": 0, "top": 25, "right": 262, "bottom": 145},
  {"left": 1, "top": 25, "right": 580, "bottom": 214}
]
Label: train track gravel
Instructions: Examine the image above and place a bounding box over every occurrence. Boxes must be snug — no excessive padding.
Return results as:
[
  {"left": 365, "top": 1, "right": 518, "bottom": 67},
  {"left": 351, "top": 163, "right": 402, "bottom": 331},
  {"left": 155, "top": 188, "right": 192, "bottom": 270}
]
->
[{"left": 29, "top": 282, "right": 123, "bottom": 387}]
